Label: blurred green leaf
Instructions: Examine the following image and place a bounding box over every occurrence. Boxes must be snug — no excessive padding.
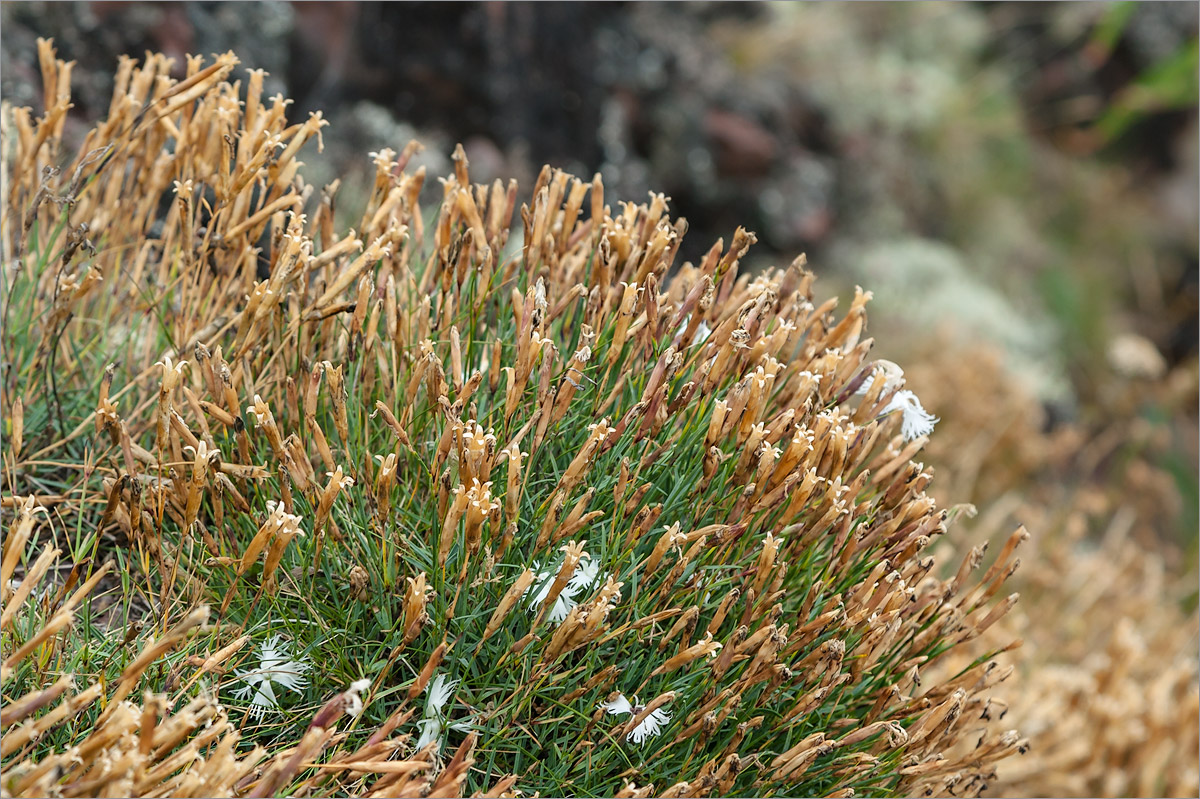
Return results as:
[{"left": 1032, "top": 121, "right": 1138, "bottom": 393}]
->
[
  {"left": 1087, "top": 2, "right": 1137, "bottom": 60},
  {"left": 1096, "top": 37, "right": 1200, "bottom": 143}
]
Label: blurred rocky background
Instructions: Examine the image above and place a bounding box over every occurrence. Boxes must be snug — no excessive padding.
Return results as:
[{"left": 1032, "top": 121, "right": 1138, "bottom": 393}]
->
[{"left": 3, "top": 3, "right": 1197, "bottom": 795}]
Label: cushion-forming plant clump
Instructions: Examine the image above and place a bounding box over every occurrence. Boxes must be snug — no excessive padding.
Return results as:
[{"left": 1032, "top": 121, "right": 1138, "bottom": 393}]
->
[{"left": 1, "top": 44, "right": 1029, "bottom": 798}]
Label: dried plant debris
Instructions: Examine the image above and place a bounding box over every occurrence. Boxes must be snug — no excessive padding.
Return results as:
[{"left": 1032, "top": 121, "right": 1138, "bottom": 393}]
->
[
  {"left": 907, "top": 338, "right": 1199, "bottom": 798},
  {"left": 2, "top": 43, "right": 1028, "bottom": 797}
]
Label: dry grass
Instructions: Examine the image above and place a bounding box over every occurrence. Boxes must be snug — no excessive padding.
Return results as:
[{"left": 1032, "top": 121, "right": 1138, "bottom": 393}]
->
[
  {"left": 907, "top": 337, "right": 1199, "bottom": 798},
  {"left": 992, "top": 520, "right": 1199, "bottom": 798},
  {"left": 1, "top": 44, "right": 1031, "bottom": 797}
]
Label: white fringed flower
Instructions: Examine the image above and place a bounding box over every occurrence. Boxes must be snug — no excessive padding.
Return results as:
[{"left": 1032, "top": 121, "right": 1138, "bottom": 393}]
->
[
  {"left": 601, "top": 693, "right": 671, "bottom": 745},
  {"left": 415, "top": 673, "right": 459, "bottom": 751},
  {"left": 415, "top": 717, "right": 442, "bottom": 751},
  {"left": 523, "top": 561, "right": 579, "bottom": 623},
  {"left": 567, "top": 553, "right": 603, "bottom": 593},
  {"left": 231, "top": 634, "right": 310, "bottom": 719},
  {"left": 525, "top": 553, "right": 609, "bottom": 623},
  {"left": 884, "top": 390, "right": 938, "bottom": 441}
]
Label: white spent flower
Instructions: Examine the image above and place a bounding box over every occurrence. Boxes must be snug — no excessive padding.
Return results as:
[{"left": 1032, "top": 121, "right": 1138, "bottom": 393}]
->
[
  {"left": 231, "top": 634, "right": 310, "bottom": 719},
  {"left": 533, "top": 277, "right": 548, "bottom": 311},
  {"left": 344, "top": 678, "right": 372, "bottom": 718},
  {"left": 884, "top": 390, "right": 938, "bottom": 441},
  {"left": 601, "top": 693, "right": 672, "bottom": 746}
]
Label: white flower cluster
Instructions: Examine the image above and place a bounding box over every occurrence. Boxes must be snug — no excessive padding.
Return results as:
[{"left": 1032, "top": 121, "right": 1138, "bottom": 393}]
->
[
  {"left": 231, "top": 634, "right": 310, "bottom": 719},
  {"left": 523, "top": 553, "right": 607, "bottom": 622},
  {"left": 601, "top": 694, "right": 671, "bottom": 745},
  {"left": 520, "top": 551, "right": 609, "bottom": 619}
]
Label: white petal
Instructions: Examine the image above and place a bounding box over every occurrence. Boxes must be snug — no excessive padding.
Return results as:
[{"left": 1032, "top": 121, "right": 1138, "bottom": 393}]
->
[
  {"left": 247, "top": 680, "right": 279, "bottom": 719},
  {"left": 416, "top": 717, "right": 442, "bottom": 750},
  {"left": 902, "top": 410, "right": 937, "bottom": 440},
  {"left": 549, "top": 590, "right": 579, "bottom": 623},
  {"left": 627, "top": 707, "right": 671, "bottom": 745},
  {"left": 524, "top": 570, "right": 554, "bottom": 610},
  {"left": 601, "top": 694, "right": 633, "bottom": 716},
  {"left": 675, "top": 316, "right": 712, "bottom": 345},
  {"left": 526, "top": 569, "right": 582, "bottom": 621},
  {"left": 271, "top": 659, "right": 311, "bottom": 691},
  {"left": 426, "top": 674, "right": 459, "bottom": 715},
  {"left": 885, "top": 390, "right": 938, "bottom": 441},
  {"left": 232, "top": 667, "right": 265, "bottom": 689},
  {"left": 568, "top": 557, "right": 602, "bottom": 593},
  {"left": 257, "top": 634, "right": 292, "bottom": 671}
]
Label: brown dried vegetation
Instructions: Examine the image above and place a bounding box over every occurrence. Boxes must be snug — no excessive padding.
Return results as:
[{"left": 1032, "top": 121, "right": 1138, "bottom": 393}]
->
[
  {"left": 907, "top": 340, "right": 1199, "bottom": 797},
  {"left": 2, "top": 44, "right": 1031, "bottom": 797}
]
